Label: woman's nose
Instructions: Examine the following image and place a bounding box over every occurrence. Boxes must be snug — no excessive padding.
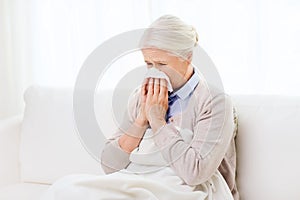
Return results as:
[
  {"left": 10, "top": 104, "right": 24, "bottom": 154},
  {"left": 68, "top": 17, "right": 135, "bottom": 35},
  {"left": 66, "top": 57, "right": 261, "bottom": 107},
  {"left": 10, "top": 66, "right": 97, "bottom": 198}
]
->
[
  {"left": 152, "top": 65, "right": 161, "bottom": 70},
  {"left": 147, "top": 65, "right": 158, "bottom": 70}
]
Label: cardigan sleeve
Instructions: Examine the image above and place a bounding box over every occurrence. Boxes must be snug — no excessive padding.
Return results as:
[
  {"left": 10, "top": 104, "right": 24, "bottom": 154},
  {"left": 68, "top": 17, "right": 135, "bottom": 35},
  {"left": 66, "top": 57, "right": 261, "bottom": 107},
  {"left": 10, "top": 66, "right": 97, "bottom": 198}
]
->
[
  {"left": 100, "top": 89, "right": 142, "bottom": 174},
  {"left": 153, "top": 93, "right": 235, "bottom": 185}
]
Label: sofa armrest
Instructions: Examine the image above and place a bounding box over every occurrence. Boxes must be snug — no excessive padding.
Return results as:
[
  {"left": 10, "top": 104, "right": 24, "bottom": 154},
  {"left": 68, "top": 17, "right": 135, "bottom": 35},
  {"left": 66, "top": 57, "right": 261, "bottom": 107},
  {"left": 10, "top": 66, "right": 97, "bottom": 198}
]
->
[{"left": 0, "top": 115, "right": 22, "bottom": 188}]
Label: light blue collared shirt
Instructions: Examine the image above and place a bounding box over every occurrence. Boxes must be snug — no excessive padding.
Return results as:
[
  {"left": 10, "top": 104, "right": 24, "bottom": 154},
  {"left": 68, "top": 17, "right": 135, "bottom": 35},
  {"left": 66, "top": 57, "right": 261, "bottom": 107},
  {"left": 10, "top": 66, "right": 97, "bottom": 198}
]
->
[{"left": 166, "top": 69, "right": 200, "bottom": 123}]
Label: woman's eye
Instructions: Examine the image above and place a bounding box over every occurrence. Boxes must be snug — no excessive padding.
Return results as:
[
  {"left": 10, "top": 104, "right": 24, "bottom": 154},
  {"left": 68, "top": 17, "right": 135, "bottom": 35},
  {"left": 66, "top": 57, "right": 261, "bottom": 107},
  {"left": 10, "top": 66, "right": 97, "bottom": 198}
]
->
[{"left": 158, "top": 63, "right": 166, "bottom": 66}]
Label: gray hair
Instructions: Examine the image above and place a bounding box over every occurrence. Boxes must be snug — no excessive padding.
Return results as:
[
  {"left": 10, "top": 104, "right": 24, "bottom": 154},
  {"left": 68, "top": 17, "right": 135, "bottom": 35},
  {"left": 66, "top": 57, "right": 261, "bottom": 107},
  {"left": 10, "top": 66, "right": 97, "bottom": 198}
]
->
[{"left": 140, "top": 15, "right": 198, "bottom": 60}]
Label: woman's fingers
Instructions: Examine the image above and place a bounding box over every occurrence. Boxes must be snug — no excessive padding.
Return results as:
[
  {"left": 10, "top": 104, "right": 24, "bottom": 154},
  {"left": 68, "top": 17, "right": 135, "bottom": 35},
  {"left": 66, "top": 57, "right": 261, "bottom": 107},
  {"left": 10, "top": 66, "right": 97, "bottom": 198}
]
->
[
  {"left": 159, "top": 79, "right": 168, "bottom": 109},
  {"left": 143, "top": 78, "right": 168, "bottom": 125},
  {"left": 146, "top": 78, "right": 168, "bottom": 102},
  {"left": 141, "top": 79, "right": 148, "bottom": 103},
  {"left": 147, "top": 78, "right": 154, "bottom": 96},
  {"left": 159, "top": 79, "right": 168, "bottom": 96},
  {"left": 142, "top": 78, "right": 149, "bottom": 94},
  {"left": 154, "top": 78, "right": 160, "bottom": 95}
]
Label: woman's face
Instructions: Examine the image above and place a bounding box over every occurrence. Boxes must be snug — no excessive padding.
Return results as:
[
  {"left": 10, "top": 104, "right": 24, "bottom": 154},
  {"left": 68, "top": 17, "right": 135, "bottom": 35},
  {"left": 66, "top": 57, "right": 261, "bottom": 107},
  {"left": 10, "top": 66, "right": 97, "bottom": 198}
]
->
[{"left": 142, "top": 48, "right": 193, "bottom": 91}]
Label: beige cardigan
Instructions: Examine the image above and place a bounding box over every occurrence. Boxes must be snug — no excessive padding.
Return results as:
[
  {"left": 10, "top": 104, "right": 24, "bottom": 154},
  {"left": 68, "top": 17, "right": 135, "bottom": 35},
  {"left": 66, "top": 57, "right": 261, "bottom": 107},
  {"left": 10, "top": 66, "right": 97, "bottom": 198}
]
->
[{"left": 101, "top": 80, "right": 239, "bottom": 200}]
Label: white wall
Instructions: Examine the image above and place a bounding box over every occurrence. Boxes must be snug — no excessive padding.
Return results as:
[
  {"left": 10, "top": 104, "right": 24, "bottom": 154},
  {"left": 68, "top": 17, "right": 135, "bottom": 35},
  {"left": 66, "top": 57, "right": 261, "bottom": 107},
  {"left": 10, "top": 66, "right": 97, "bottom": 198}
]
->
[{"left": 1, "top": 0, "right": 300, "bottom": 118}]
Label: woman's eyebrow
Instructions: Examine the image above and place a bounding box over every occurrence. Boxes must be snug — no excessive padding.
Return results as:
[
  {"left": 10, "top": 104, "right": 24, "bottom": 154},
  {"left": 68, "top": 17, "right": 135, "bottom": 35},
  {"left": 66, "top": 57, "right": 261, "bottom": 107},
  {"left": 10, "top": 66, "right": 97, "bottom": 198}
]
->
[{"left": 144, "top": 59, "right": 167, "bottom": 63}]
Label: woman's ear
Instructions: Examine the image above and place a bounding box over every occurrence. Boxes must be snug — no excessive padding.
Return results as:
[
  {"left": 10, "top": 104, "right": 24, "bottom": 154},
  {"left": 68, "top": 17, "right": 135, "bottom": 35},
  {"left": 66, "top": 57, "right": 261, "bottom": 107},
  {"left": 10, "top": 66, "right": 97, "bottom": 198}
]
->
[
  {"left": 186, "top": 52, "right": 193, "bottom": 63},
  {"left": 177, "top": 52, "right": 192, "bottom": 64},
  {"left": 180, "top": 53, "right": 192, "bottom": 66}
]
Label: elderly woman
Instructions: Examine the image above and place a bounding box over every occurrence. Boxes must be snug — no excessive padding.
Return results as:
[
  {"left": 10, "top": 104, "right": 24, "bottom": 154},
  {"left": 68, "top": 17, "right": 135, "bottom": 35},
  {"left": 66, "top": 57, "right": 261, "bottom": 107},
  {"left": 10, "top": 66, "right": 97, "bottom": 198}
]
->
[
  {"left": 101, "top": 15, "right": 239, "bottom": 199},
  {"left": 41, "top": 15, "right": 239, "bottom": 200}
]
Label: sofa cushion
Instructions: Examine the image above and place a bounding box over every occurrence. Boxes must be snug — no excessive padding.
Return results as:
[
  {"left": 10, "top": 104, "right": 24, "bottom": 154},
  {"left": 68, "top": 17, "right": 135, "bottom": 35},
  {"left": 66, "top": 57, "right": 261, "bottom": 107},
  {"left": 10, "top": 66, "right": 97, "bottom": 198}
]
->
[
  {"left": 19, "top": 85, "right": 300, "bottom": 200},
  {"left": 0, "top": 115, "right": 22, "bottom": 187},
  {"left": 0, "top": 183, "right": 50, "bottom": 200},
  {"left": 20, "top": 86, "right": 104, "bottom": 184},
  {"left": 232, "top": 95, "right": 300, "bottom": 200}
]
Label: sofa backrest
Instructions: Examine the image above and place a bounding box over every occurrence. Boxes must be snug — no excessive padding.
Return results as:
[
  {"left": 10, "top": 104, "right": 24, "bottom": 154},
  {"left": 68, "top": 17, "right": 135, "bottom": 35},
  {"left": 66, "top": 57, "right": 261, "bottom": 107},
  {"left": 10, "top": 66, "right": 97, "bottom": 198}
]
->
[
  {"left": 232, "top": 95, "right": 300, "bottom": 200},
  {"left": 20, "top": 86, "right": 105, "bottom": 184},
  {"left": 20, "top": 86, "right": 300, "bottom": 199}
]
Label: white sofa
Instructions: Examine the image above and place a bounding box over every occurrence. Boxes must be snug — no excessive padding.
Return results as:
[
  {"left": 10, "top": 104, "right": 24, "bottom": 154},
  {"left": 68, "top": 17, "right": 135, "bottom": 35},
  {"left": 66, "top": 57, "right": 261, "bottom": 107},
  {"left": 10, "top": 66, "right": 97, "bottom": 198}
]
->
[{"left": 0, "top": 86, "right": 299, "bottom": 200}]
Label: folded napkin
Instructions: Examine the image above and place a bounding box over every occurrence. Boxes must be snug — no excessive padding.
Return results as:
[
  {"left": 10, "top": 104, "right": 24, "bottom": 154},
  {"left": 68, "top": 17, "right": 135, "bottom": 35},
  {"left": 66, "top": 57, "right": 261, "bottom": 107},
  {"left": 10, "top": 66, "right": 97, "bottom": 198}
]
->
[{"left": 144, "top": 67, "right": 173, "bottom": 92}]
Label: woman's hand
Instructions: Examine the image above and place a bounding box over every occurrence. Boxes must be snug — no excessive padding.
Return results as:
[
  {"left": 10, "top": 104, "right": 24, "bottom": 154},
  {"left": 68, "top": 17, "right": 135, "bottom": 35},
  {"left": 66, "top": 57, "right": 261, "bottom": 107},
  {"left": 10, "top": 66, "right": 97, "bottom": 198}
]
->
[
  {"left": 135, "top": 78, "right": 149, "bottom": 127},
  {"left": 145, "top": 78, "right": 168, "bottom": 132},
  {"left": 119, "top": 79, "right": 150, "bottom": 153}
]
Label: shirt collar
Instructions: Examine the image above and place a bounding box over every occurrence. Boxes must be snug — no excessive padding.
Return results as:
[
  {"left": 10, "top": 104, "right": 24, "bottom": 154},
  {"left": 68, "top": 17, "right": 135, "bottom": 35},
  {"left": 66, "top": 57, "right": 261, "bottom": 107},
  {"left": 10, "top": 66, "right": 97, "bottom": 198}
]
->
[{"left": 170, "top": 68, "right": 200, "bottom": 100}]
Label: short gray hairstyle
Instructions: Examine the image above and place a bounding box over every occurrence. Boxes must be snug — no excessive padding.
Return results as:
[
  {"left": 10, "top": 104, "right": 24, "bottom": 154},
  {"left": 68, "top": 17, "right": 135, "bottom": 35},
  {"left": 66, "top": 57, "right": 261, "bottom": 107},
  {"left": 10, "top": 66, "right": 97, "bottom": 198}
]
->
[{"left": 140, "top": 15, "right": 198, "bottom": 60}]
